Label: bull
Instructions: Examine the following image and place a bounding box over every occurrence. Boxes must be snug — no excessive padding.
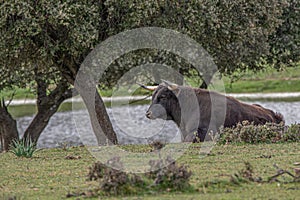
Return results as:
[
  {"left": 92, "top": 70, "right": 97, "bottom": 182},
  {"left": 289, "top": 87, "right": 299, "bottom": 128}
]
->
[{"left": 140, "top": 80, "right": 284, "bottom": 142}]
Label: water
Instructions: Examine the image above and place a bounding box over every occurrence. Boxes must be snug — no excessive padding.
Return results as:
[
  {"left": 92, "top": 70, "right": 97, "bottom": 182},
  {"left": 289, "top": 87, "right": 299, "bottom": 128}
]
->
[{"left": 15, "top": 101, "right": 300, "bottom": 148}]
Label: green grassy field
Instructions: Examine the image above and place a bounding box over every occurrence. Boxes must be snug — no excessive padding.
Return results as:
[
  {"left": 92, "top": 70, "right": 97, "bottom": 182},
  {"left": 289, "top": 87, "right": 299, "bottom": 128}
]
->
[
  {"left": 222, "top": 65, "right": 300, "bottom": 93},
  {"left": 1, "top": 143, "right": 299, "bottom": 200}
]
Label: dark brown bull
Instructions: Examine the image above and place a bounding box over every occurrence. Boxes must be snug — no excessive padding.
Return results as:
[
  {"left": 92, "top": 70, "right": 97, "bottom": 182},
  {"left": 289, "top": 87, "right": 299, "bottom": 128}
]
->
[{"left": 141, "top": 81, "right": 284, "bottom": 142}]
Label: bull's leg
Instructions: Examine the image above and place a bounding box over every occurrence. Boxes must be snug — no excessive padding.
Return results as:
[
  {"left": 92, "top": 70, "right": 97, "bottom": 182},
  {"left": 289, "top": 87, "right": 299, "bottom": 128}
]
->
[
  {"left": 183, "top": 133, "right": 196, "bottom": 142},
  {"left": 194, "top": 128, "right": 207, "bottom": 142}
]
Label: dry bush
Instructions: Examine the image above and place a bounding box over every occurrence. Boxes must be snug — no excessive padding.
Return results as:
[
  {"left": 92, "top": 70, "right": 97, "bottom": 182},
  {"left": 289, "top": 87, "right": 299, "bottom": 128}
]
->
[
  {"left": 87, "top": 161, "right": 107, "bottom": 181},
  {"left": 87, "top": 157, "right": 145, "bottom": 195},
  {"left": 87, "top": 155, "right": 193, "bottom": 196},
  {"left": 147, "top": 156, "right": 192, "bottom": 191}
]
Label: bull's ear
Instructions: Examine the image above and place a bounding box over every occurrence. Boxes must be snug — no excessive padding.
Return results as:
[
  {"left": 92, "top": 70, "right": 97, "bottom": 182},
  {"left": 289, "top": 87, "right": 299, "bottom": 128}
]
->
[{"left": 161, "top": 80, "right": 180, "bottom": 96}]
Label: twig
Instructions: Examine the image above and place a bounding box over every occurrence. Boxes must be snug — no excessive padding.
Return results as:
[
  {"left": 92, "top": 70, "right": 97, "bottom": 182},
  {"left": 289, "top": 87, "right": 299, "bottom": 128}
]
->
[
  {"left": 268, "top": 163, "right": 298, "bottom": 182},
  {"left": 268, "top": 170, "right": 295, "bottom": 182}
]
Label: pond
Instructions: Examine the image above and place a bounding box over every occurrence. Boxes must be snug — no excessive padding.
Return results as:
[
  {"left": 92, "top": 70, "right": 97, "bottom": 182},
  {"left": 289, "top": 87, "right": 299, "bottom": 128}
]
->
[{"left": 13, "top": 99, "right": 300, "bottom": 148}]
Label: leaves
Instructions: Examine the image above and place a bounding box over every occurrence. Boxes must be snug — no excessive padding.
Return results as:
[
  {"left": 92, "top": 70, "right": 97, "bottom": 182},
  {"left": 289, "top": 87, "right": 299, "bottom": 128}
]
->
[
  {"left": 9, "top": 139, "right": 38, "bottom": 158},
  {"left": 1, "top": 0, "right": 298, "bottom": 91}
]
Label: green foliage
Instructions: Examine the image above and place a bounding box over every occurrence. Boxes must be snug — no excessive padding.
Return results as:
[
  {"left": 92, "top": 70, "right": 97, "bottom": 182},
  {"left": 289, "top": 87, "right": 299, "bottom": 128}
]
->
[
  {"left": 283, "top": 123, "right": 300, "bottom": 142},
  {"left": 267, "top": 0, "right": 300, "bottom": 69},
  {"left": 220, "top": 63, "right": 300, "bottom": 94},
  {"left": 9, "top": 139, "right": 38, "bottom": 158},
  {"left": 0, "top": 0, "right": 97, "bottom": 90},
  {"left": 219, "top": 122, "right": 300, "bottom": 144},
  {"left": 101, "top": 0, "right": 291, "bottom": 87},
  {"left": 1, "top": 0, "right": 296, "bottom": 92}
]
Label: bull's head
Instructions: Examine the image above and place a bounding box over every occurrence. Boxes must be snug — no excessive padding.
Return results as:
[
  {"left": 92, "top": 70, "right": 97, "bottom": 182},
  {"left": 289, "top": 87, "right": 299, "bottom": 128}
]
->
[{"left": 139, "top": 80, "right": 180, "bottom": 121}]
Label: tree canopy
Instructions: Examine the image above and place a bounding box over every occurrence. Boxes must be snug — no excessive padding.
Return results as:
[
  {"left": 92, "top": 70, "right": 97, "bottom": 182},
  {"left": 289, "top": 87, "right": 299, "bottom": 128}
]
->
[
  {"left": 267, "top": 0, "right": 300, "bottom": 69},
  {"left": 1, "top": 0, "right": 298, "bottom": 91},
  {"left": 0, "top": 0, "right": 299, "bottom": 149}
]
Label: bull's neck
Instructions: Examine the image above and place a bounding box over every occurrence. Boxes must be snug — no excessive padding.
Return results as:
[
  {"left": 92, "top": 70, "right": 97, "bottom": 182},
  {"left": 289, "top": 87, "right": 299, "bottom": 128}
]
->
[{"left": 171, "top": 108, "right": 181, "bottom": 127}]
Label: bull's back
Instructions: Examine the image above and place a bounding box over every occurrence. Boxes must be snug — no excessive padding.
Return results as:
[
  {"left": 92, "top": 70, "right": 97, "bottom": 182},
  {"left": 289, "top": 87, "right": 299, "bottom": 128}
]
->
[{"left": 224, "top": 97, "right": 284, "bottom": 127}]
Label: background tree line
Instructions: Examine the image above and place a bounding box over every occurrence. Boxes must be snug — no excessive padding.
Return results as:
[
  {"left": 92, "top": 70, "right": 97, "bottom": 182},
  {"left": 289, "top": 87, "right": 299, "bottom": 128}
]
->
[{"left": 0, "top": 0, "right": 299, "bottom": 151}]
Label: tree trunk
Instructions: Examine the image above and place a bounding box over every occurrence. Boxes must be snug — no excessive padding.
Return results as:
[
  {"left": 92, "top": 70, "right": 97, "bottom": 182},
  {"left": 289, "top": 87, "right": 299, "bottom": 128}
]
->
[
  {"left": 0, "top": 81, "right": 75, "bottom": 151},
  {"left": 75, "top": 72, "right": 118, "bottom": 145},
  {"left": 58, "top": 55, "right": 118, "bottom": 145},
  {"left": 33, "top": 23, "right": 118, "bottom": 145},
  {"left": 23, "top": 107, "right": 59, "bottom": 144},
  {"left": 0, "top": 99, "right": 19, "bottom": 152},
  {"left": 62, "top": 67, "right": 119, "bottom": 145},
  {"left": 94, "top": 91, "right": 118, "bottom": 144},
  {"left": 22, "top": 66, "right": 76, "bottom": 143},
  {"left": 23, "top": 83, "right": 75, "bottom": 143}
]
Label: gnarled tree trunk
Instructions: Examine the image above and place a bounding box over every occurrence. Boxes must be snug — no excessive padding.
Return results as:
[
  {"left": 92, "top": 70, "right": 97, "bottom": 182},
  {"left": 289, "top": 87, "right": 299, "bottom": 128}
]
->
[
  {"left": 0, "top": 99, "right": 19, "bottom": 151},
  {"left": 74, "top": 71, "right": 118, "bottom": 145},
  {"left": 23, "top": 87, "right": 75, "bottom": 143},
  {"left": 0, "top": 68, "right": 76, "bottom": 151},
  {"left": 23, "top": 68, "right": 76, "bottom": 143},
  {"left": 58, "top": 54, "right": 118, "bottom": 145},
  {"left": 33, "top": 20, "right": 118, "bottom": 145}
]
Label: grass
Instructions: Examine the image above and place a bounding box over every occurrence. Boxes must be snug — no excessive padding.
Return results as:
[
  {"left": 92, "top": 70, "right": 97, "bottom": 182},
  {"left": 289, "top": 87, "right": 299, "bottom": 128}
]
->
[
  {"left": 224, "top": 79, "right": 300, "bottom": 93},
  {"left": 1, "top": 143, "right": 299, "bottom": 199},
  {"left": 222, "top": 64, "right": 300, "bottom": 93},
  {"left": 0, "top": 87, "right": 36, "bottom": 100},
  {"left": 10, "top": 139, "right": 38, "bottom": 158}
]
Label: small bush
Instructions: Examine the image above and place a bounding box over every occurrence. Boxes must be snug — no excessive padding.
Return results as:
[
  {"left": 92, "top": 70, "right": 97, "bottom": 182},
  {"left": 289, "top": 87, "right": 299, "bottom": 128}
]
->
[
  {"left": 9, "top": 139, "right": 38, "bottom": 158},
  {"left": 87, "top": 156, "right": 193, "bottom": 196},
  {"left": 219, "top": 122, "right": 300, "bottom": 144},
  {"left": 87, "top": 161, "right": 107, "bottom": 181},
  {"left": 87, "top": 157, "right": 145, "bottom": 196},
  {"left": 282, "top": 124, "right": 300, "bottom": 142},
  {"left": 101, "top": 167, "right": 144, "bottom": 195},
  {"left": 147, "top": 156, "right": 192, "bottom": 191}
]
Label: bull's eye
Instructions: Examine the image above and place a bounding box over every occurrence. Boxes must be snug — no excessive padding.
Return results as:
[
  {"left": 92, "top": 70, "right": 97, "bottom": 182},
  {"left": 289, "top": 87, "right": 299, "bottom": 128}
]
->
[{"left": 159, "top": 95, "right": 167, "bottom": 101}]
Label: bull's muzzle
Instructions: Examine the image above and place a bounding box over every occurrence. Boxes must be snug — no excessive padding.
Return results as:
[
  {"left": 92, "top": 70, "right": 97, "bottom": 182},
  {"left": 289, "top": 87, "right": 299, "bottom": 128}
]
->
[{"left": 145, "top": 111, "right": 153, "bottom": 119}]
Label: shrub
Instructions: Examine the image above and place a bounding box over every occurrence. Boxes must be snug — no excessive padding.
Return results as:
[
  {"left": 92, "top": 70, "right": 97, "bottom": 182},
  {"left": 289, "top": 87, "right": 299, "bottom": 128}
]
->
[
  {"left": 87, "top": 161, "right": 107, "bottom": 181},
  {"left": 87, "top": 157, "right": 145, "bottom": 195},
  {"left": 9, "top": 139, "right": 38, "bottom": 158},
  {"left": 219, "top": 122, "right": 299, "bottom": 144},
  {"left": 101, "top": 167, "right": 144, "bottom": 195},
  {"left": 147, "top": 156, "right": 192, "bottom": 191},
  {"left": 282, "top": 123, "right": 300, "bottom": 142},
  {"left": 87, "top": 156, "right": 193, "bottom": 196}
]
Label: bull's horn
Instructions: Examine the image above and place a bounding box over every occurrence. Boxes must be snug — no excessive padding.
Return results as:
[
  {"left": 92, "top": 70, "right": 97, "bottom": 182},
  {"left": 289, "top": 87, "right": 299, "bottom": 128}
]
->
[
  {"left": 161, "top": 79, "right": 178, "bottom": 90},
  {"left": 137, "top": 83, "right": 158, "bottom": 91}
]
